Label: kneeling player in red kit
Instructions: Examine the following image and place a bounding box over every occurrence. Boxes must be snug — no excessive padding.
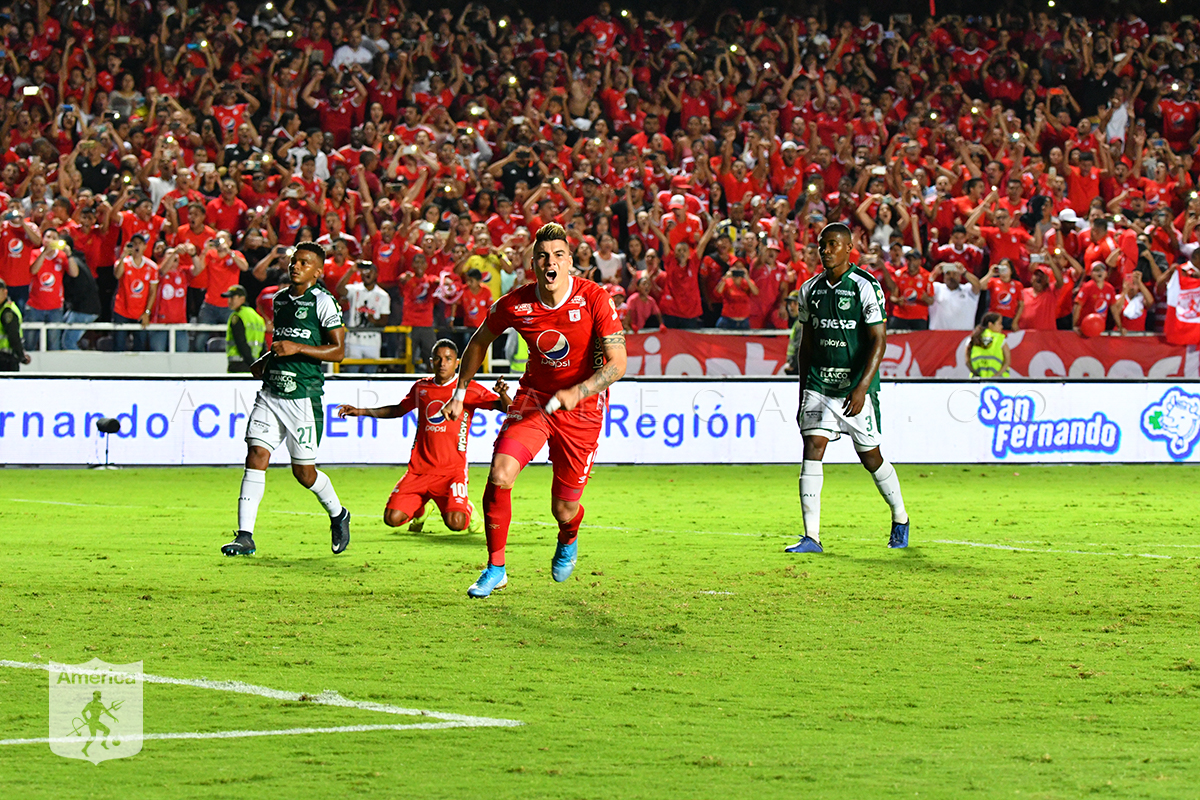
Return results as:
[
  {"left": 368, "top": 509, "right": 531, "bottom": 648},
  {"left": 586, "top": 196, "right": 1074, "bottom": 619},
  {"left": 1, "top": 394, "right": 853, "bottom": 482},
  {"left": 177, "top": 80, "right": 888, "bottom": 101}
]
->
[
  {"left": 337, "top": 339, "right": 511, "bottom": 534},
  {"left": 446, "top": 223, "right": 627, "bottom": 597}
]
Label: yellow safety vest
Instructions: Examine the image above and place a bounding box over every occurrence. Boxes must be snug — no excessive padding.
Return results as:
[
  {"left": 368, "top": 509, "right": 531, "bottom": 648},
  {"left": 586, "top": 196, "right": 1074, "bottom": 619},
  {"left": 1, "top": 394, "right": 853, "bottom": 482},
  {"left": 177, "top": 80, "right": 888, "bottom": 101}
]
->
[
  {"left": 510, "top": 334, "right": 528, "bottom": 373},
  {"left": 226, "top": 305, "right": 265, "bottom": 361},
  {"left": 0, "top": 300, "right": 21, "bottom": 353},
  {"left": 970, "top": 331, "right": 1008, "bottom": 377}
]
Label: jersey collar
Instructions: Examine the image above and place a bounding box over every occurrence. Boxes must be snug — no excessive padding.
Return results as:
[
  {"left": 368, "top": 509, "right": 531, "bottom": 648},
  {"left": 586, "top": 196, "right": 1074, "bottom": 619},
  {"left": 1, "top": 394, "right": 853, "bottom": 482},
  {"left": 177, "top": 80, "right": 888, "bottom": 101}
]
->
[
  {"left": 536, "top": 276, "right": 574, "bottom": 310},
  {"left": 822, "top": 265, "right": 854, "bottom": 288}
]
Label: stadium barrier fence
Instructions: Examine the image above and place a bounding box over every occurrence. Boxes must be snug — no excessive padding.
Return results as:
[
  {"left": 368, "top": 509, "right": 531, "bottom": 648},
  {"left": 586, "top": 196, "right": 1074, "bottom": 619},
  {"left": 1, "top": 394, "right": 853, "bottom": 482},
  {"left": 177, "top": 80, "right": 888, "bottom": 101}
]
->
[{"left": 1, "top": 377, "right": 1197, "bottom": 466}]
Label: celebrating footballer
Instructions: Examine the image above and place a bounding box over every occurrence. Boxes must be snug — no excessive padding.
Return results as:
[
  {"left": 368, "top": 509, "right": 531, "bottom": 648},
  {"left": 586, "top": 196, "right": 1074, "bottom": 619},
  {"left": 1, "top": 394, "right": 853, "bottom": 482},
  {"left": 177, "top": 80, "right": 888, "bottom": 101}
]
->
[
  {"left": 788, "top": 223, "right": 910, "bottom": 554},
  {"left": 337, "top": 339, "right": 512, "bottom": 535},
  {"left": 446, "top": 223, "right": 626, "bottom": 598}
]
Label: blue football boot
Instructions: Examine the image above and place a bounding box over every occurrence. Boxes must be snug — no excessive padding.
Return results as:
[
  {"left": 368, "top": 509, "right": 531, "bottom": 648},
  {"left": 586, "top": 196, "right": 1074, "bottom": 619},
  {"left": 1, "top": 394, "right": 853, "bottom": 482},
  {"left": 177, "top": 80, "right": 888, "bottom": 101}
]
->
[
  {"left": 467, "top": 564, "right": 508, "bottom": 598},
  {"left": 551, "top": 541, "right": 578, "bottom": 582},
  {"left": 784, "top": 536, "right": 824, "bottom": 553}
]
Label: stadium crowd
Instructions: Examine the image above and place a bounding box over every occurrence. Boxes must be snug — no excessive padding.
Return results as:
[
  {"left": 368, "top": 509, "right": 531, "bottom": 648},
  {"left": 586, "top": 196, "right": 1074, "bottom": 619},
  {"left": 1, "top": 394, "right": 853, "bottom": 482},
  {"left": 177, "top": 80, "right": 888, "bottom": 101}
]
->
[{"left": 2, "top": 0, "right": 1200, "bottom": 370}]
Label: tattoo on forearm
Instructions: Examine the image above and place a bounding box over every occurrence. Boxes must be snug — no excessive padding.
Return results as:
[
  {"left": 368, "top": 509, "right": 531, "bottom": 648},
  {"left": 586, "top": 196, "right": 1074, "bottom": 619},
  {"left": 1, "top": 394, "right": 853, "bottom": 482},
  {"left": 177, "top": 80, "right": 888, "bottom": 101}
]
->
[
  {"left": 577, "top": 335, "right": 626, "bottom": 399},
  {"left": 579, "top": 362, "right": 623, "bottom": 399}
]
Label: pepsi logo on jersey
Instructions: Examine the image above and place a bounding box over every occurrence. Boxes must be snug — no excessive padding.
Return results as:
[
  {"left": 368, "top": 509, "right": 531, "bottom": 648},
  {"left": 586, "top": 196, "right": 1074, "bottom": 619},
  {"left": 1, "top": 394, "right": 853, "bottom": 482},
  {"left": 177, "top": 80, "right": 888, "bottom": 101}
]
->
[
  {"left": 426, "top": 400, "right": 448, "bottom": 430},
  {"left": 536, "top": 329, "right": 571, "bottom": 365}
]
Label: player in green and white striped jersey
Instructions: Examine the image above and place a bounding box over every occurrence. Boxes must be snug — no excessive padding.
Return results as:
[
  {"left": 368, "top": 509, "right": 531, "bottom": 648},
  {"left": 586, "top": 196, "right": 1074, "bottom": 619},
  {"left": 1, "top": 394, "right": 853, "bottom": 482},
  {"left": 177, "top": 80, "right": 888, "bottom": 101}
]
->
[
  {"left": 221, "top": 242, "right": 353, "bottom": 557},
  {"left": 786, "top": 223, "right": 910, "bottom": 554}
]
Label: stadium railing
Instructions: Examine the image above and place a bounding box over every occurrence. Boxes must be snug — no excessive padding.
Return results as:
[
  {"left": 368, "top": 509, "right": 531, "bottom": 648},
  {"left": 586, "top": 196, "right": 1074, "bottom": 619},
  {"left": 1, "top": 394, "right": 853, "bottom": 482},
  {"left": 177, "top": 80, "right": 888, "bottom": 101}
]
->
[
  {"left": 331, "top": 325, "right": 414, "bottom": 373},
  {"left": 22, "top": 322, "right": 227, "bottom": 352}
]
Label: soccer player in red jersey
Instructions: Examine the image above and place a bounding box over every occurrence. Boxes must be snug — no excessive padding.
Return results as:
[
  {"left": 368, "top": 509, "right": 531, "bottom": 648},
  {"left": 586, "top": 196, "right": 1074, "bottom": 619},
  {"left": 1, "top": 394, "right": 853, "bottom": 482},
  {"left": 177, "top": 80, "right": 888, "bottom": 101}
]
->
[
  {"left": 337, "top": 339, "right": 511, "bottom": 535},
  {"left": 446, "top": 223, "right": 627, "bottom": 598}
]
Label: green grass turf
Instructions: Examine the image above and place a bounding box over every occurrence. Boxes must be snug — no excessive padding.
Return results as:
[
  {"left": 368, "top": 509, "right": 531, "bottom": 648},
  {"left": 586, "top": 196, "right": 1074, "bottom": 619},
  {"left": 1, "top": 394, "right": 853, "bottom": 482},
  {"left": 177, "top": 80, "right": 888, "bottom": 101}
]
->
[{"left": 2, "top": 464, "right": 1200, "bottom": 799}]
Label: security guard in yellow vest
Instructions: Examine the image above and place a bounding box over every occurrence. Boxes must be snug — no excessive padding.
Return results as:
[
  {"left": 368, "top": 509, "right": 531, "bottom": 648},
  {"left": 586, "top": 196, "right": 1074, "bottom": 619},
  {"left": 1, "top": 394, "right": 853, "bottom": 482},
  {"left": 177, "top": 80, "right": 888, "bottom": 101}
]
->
[
  {"left": 968, "top": 313, "right": 1011, "bottom": 378},
  {"left": 223, "top": 285, "right": 265, "bottom": 373},
  {"left": 505, "top": 328, "right": 528, "bottom": 373},
  {"left": 0, "top": 279, "right": 30, "bottom": 371}
]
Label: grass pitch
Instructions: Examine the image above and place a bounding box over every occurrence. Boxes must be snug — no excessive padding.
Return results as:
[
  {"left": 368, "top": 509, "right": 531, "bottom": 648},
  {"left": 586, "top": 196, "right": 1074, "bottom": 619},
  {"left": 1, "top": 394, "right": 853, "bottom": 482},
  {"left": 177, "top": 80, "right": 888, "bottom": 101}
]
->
[{"left": 2, "top": 463, "right": 1200, "bottom": 799}]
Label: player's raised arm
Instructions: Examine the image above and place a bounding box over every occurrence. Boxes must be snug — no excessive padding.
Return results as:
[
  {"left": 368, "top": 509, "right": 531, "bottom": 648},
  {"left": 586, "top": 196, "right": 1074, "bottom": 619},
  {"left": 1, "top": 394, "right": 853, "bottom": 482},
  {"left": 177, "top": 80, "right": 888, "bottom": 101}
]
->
[
  {"left": 551, "top": 331, "right": 626, "bottom": 413},
  {"left": 446, "top": 324, "right": 500, "bottom": 421},
  {"left": 337, "top": 401, "right": 410, "bottom": 419}
]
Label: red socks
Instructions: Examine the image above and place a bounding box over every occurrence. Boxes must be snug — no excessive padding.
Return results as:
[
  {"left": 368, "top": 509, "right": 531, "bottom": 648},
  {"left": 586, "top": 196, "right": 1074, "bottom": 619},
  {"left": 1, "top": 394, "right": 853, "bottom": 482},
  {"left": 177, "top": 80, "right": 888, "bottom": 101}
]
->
[
  {"left": 482, "top": 482, "right": 511, "bottom": 566},
  {"left": 558, "top": 505, "right": 585, "bottom": 545},
  {"left": 483, "top": 487, "right": 583, "bottom": 564}
]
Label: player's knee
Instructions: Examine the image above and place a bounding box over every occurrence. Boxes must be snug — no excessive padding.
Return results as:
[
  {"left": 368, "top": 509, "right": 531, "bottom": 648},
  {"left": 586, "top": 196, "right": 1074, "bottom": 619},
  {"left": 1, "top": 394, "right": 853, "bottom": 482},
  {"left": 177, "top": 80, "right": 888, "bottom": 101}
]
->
[
  {"left": 444, "top": 512, "right": 468, "bottom": 531},
  {"left": 551, "top": 498, "right": 578, "bottom": 523},
  {"left": 487, "top": 471, "right": 517, "bottom": 490},
  {"left": 384, "top": 510, "right": 409, "bottom": 527},
  {"left": 802, "top": 437, "right": 828, "bottom": 461},
  {"left": 858, "top": 447, "right": 884, "bottom": 472},
  {"left": 291, "top": 464, "right": 316, "bottom": 487},
  {"left": 489, "top": 453, "right": 522, "bottom": 488},
  {"left": 245, "top": 446, "right": 270, "bottom": 470}
]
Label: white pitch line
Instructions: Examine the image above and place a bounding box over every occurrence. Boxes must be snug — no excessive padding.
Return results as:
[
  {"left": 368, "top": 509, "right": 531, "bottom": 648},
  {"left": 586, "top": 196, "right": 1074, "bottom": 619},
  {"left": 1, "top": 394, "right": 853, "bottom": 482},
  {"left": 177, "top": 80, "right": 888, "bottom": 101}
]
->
[
  {"left": 0, "top": 660, "right": 522, "bottom": 746},
  {"left": 933, "top": 539, "right": 1193, "bottom": 561},
  {"left": 0, "top": 720, "right": 496, "bottom": 747}
]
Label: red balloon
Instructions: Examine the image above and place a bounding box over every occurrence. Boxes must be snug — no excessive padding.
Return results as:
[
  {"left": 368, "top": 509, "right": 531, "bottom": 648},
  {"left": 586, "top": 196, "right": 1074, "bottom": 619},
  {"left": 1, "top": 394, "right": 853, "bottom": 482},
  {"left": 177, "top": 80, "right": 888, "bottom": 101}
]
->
[{"left": 1080, "top": 313, "right": 1106, "bottom": 338}]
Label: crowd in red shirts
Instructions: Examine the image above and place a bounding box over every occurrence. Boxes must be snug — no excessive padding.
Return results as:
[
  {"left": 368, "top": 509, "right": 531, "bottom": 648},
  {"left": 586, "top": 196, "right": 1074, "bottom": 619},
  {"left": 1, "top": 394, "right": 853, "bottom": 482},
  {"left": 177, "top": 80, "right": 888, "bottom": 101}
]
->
[{"left": 2, "top": 0, "right": 1200, "bottom": 356}]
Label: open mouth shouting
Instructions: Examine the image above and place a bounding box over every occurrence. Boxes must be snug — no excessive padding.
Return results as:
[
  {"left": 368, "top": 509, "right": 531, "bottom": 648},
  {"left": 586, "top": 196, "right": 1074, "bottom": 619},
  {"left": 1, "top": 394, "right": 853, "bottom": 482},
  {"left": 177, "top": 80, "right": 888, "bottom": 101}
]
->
[{"left": 544, "top": 267, "right": 558, "bottom": 283}]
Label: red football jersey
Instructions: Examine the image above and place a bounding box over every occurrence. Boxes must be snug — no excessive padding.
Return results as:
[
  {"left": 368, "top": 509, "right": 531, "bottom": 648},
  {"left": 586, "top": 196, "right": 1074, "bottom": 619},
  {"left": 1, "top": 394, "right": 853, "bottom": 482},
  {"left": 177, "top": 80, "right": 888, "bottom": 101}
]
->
[
  {"left": 26, "top": 247, "right": 70, "bottom": 311},
  {"left": 0, "top": 221, "right": 36, "bottom": 288},
  {"left": 154, "top": 265, "right": 190, "bottom": 323},
  {"left": 1075, "top": 280, "right": 1116, "bottom": 317},
  {"left": 485, "top": 278, "right": 623, "bottom": 406},
  {"left": 986, "top": 277, "right": 1023, "bottom": 317},
  {"left": 113, "top": 256, "right": 159, "bottom": 319},
  {"left": 398, "top": 378, "right": 498, "bottom": 476},
  {"left": 461, "top": 284, "right": 492, "bottom": 328},
  {"left": 890, "top": 267, "right": 933, "bottom": 321}
]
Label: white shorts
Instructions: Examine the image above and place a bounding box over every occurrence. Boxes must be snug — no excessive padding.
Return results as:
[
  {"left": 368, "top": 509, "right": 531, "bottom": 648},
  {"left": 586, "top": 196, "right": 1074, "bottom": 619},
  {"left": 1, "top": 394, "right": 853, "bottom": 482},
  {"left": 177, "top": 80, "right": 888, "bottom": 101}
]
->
[
  {"left": 245, "top": 391, "right": 324, "bottom": 465},
  {"left": 799, "top": 389, "right": 883, "bottom": 452},
  {"left": 345, "top": 331, "right": 382, "bottom": 360}
]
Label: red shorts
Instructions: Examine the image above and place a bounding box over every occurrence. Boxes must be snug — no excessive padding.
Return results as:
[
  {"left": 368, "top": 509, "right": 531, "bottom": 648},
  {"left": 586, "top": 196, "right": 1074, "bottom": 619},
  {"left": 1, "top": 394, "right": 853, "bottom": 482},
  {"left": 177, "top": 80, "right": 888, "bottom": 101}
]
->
[
  {"left": 386, "top": 469, "right": 470, "bottom": 520},
  {"left": 494, "top": 389, "right": 603, "bottom": 501}
]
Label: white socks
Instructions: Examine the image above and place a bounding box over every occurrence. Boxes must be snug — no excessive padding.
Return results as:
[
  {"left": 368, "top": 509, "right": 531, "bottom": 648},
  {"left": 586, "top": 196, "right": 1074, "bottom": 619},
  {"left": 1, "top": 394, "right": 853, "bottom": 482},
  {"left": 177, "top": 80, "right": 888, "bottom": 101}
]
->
[
  {"left": 237, "top": 468, "right": 266, "bottom": 533},
  {"left": 309, "top": 470, "right": 344, "bottom": 518},
  {"left": 871, "top": 459, "right": 908, "bottom": 524},
  {"left": 799, "top": 460, "right": 823, "bottom": 543}
]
